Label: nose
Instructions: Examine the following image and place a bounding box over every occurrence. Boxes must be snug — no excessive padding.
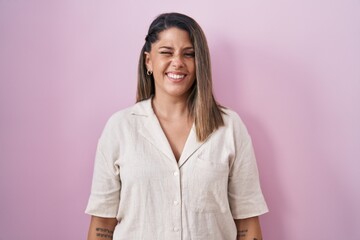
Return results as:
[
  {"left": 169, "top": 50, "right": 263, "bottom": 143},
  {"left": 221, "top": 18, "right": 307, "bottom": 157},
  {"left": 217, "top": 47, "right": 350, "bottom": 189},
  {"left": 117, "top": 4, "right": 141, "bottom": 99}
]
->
[{"left": 171, "top": 54, "right": 185, "bottom": 68}]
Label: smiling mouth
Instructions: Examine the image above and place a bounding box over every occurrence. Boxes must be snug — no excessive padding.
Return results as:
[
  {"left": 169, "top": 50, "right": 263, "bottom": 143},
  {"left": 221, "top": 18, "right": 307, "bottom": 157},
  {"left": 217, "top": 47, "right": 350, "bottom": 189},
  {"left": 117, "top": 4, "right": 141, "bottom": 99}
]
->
[{"left": 166, "top": 73, "right": 186, "bottom": 80}]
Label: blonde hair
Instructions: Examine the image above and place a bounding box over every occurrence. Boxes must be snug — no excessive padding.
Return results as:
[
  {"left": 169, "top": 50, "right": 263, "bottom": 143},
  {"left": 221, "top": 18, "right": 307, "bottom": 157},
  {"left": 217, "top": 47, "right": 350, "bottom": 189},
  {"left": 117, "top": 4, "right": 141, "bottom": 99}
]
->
[{"left": 137, "top": 13, "right": 224, "bottom": 141}]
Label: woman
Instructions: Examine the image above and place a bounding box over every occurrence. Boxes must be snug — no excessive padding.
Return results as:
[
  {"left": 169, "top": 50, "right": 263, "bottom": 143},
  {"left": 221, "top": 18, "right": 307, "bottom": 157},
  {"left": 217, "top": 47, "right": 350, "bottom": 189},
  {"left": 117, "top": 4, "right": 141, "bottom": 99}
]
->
[{"left": 86, "top": 12, "right": 268, "bottom": 240}]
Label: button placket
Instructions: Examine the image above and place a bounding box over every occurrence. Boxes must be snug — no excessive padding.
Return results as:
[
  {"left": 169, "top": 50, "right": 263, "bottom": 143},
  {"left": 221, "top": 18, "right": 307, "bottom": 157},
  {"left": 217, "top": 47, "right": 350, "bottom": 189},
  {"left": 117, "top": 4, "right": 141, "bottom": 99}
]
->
[{"left": 172, "top": 169, "right": 182, "bottom": 237}]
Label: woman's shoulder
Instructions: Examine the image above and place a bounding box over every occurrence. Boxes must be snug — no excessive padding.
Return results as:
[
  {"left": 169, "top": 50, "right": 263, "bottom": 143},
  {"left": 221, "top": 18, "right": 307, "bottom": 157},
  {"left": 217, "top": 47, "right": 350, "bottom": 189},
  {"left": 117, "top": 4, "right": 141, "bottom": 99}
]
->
[
  {"left": 107, "top": 98, "right": 151, "bottom": 122},
  {"left": 221, "top": 106, "right": 244, "bottom": 123},
  {"left": 98, "top": 99, "right": 152, "bottom": 141},
  {"left": 220, "top": 106, "right": 250, "bottom": 135},
  {"left": 100, "top": 99, "right": 151, "bottom": 131}
]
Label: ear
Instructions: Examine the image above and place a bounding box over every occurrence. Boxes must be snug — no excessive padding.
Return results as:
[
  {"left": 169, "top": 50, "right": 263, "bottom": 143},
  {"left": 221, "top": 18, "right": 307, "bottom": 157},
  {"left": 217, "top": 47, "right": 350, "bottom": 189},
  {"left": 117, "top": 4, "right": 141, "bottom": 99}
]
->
[{"left": 144, "top": 51, "right": 152, "bottom": 71}]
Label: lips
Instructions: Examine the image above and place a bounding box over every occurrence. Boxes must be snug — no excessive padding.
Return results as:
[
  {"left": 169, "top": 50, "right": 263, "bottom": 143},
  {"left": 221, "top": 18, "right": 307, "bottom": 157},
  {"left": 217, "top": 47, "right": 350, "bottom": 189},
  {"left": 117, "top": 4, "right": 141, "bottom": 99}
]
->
[{"left": 166, "top": 72, "right": 186, "bottom": 82}]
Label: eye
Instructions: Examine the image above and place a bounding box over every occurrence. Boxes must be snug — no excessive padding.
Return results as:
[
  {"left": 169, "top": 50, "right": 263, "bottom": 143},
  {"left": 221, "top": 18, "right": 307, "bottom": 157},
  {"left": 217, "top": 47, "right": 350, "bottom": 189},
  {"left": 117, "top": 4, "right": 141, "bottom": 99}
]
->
[
  {"left": 184, "top": 52, "right": 195, "bottom": 58},
  {"left": 160, "top": 51, "right": 172, "bottom": 55}
]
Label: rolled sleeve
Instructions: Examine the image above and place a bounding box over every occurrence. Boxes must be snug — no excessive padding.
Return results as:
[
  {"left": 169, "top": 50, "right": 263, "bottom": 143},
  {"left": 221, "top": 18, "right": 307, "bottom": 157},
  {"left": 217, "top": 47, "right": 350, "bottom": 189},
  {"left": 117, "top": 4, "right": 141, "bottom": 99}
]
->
[
  {"left": 228, "top": 115, "right": 268, "bottom": 219},
  {"left": 85, "top": 117, "right": 121, "bottom": 218}
]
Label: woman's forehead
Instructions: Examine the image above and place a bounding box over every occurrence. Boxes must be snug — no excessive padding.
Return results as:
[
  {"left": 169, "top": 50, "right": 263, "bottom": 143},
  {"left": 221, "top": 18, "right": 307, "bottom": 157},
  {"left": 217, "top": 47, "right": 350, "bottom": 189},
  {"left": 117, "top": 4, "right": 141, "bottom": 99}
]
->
[{"left": 154, "top": 27, "right": 193, "bottom": 47}]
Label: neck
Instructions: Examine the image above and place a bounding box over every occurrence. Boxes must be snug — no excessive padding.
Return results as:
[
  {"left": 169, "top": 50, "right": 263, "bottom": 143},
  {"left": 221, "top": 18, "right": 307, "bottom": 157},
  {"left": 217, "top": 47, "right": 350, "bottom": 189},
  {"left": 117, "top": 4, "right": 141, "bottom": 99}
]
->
[{"left": 152, "top": 94, "right": 190, "bottom": 120}]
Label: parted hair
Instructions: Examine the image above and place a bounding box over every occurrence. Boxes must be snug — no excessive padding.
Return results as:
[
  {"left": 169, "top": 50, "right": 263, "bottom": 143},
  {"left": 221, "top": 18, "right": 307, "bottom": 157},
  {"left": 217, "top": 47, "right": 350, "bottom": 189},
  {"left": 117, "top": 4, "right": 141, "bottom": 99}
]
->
[{"left": 136, "top": 12, "right": 224, "bottom": 142}]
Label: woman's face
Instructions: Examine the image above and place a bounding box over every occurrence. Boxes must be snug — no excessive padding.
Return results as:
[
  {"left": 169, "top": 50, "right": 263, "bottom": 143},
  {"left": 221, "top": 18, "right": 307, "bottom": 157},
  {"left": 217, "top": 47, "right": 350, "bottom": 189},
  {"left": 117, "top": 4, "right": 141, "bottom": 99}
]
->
[{"left": 145, "top": 27, "right": 196, "bottom": 99}]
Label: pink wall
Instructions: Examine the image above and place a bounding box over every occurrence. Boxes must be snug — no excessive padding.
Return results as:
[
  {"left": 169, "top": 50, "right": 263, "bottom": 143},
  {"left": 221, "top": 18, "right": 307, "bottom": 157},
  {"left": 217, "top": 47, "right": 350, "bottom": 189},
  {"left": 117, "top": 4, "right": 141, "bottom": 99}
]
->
[{"left": 1, "top": 1, "right": 359, "bottom": 239}]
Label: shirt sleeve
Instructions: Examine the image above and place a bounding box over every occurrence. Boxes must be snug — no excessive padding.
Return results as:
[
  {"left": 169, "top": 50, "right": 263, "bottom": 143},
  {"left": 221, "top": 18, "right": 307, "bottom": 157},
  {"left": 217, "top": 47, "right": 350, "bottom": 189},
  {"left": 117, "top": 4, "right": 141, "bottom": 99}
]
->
[
  {"left": 85, "top": 117, "right": 121, "bottom": 218},
  {"left": 228, "top": 113, "right": 269, "bottom": 219}
]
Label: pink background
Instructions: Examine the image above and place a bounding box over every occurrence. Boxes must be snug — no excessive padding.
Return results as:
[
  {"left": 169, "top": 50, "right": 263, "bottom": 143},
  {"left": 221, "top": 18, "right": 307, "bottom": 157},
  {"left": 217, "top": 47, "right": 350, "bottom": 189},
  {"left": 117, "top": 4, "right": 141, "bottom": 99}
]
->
[{"left": 1, "top": 1, "right": 359, "bottom": 239}]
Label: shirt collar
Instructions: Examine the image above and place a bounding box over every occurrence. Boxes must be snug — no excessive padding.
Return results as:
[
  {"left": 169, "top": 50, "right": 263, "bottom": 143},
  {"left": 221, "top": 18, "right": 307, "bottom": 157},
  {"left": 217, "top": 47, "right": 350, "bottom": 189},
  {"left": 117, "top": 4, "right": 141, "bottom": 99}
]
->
[{"left": 130, "top": 97, "right": 154, "bottom": 117}]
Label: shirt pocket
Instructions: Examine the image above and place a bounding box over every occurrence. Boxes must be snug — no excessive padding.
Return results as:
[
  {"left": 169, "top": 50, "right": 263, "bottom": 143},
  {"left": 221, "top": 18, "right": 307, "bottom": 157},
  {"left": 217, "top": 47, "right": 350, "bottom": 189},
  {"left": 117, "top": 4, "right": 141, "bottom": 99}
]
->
[{"left": 189, "top": 157, "right": 230, "bottom": 213}]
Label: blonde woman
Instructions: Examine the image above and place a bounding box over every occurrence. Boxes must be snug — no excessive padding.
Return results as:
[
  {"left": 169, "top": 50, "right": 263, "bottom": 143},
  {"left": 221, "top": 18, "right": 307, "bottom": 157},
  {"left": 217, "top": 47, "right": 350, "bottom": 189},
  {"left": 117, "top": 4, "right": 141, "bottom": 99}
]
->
[{"left": 86, "top": 12, "right": 268, "bottom": 240}]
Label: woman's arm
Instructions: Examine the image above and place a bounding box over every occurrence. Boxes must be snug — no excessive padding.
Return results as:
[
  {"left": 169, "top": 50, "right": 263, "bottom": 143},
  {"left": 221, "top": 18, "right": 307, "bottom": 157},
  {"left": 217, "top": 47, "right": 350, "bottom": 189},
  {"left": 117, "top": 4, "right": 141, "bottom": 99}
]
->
[
  {"left": 87, "top": 216, "right": 118, "bottom": 240},
  {"left": 234, "top": 216, "right": 263, "bottom": 240}
]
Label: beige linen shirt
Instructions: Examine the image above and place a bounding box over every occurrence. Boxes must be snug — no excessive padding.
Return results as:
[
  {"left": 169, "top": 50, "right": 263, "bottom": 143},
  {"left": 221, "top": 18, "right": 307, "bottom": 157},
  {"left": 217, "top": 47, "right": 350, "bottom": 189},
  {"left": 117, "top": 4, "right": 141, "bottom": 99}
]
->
[{"left": 85, "top": 98, "right": 268, "bottom": 240}]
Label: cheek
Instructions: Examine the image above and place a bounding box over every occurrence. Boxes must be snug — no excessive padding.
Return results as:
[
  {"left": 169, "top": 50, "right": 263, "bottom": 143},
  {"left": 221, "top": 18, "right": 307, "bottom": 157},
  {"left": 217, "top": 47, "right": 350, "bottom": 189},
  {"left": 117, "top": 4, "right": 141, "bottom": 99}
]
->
[
  {"left": 188, "top": 61, "right": 196, "bottom": 72},
  {"left": 154, "top": 61, "right": 168, "bottom": 74}
]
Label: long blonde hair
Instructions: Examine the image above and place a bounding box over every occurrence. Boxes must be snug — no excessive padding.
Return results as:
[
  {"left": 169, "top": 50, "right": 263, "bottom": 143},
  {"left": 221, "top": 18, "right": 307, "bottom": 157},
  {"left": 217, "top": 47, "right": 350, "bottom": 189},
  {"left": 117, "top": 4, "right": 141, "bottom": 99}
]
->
[{"left": 137, "top": 13, "right": 224, "bottom": 142}]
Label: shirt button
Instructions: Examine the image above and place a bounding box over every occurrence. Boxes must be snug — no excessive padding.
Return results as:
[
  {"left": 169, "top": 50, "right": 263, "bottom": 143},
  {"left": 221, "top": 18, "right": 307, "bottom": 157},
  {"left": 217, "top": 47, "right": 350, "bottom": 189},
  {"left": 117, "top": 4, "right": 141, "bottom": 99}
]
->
[
  {"left": 173, "top": 200, "right": 179, "bottom": 205},
  {"left": 173, "top": 227, "right": 179, "bottom": 232},
  {"left": 173, "top": 171, "right": 179, "bottom": 176}
]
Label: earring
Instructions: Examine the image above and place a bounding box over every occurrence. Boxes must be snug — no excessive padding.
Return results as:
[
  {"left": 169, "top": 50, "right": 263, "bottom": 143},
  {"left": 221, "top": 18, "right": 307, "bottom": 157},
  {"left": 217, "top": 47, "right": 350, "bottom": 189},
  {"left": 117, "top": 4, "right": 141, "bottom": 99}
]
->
[{"left": 147, "top": 69, "right": 153, "bottom": 76}]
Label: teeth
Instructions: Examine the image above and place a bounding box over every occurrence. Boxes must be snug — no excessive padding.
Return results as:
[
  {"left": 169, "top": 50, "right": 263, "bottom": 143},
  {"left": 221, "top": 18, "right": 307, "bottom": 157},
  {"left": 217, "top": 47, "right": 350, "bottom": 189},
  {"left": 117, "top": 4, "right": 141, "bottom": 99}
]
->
[{"left": 167, "top": 73, "right": 185, "bottom": 79}]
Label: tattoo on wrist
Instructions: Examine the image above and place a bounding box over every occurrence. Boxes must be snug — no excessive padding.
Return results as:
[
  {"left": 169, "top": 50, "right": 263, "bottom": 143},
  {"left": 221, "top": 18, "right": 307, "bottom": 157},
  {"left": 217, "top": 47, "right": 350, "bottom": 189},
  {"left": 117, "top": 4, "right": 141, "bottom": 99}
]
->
[
  {"left": 95, "top": 227, "right": 113, "bottom": 239},
  {"left": 237, "top": 229, "right": 262, "bottom": 240},
  {"left": 237, "top": 229, "right": 248, "bottom": 238}
]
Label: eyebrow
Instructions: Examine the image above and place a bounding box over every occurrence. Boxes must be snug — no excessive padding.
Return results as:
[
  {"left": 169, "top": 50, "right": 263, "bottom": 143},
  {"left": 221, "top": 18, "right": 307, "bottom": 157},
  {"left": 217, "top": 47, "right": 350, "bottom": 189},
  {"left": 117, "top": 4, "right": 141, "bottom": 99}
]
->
[{"left": 158, "top": 46, "right": 194, "bottom": 50}]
